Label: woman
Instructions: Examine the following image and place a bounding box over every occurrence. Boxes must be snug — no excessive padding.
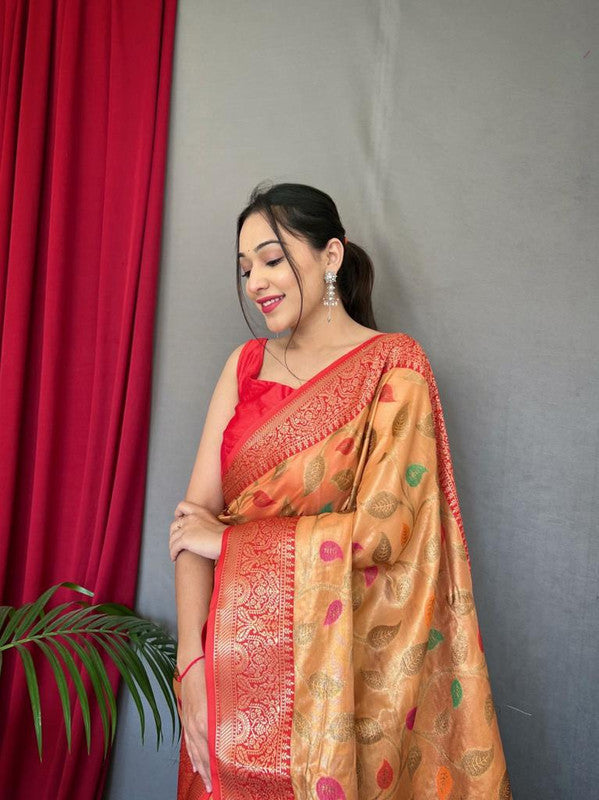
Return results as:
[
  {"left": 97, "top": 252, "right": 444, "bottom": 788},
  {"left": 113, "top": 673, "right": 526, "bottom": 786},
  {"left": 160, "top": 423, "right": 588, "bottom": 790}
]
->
[{"left": 169, "top": 183, "right": 512, "bottom": 800}]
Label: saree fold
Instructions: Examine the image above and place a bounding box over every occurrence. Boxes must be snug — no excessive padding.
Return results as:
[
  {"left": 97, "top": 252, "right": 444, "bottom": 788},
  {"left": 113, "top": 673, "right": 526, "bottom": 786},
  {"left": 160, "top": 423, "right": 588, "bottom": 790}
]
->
[{"left": 177, "top": 333, "right": 512, "bottom": 800}]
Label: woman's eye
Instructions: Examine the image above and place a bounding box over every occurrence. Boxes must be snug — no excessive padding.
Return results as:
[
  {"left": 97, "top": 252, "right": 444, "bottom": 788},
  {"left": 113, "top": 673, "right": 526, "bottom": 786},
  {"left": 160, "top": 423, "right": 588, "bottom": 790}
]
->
[
  {"left": 267, "top": 258, "right": 283, "bottom": 267},
  {"left": 241, "top": 269, "right": 251, "bottom": 279}
]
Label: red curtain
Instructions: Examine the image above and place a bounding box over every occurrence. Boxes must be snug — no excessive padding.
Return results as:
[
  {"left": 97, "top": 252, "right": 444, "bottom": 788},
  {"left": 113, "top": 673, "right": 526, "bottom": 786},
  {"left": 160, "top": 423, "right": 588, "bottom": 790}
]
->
[{"left": 0, "top": 0, "right": 177, "bottom": 796}]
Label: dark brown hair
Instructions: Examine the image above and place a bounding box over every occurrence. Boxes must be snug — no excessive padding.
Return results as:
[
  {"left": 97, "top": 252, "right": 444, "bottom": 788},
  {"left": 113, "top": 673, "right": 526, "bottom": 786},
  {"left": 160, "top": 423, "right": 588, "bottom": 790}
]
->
[{"left": 236, "top": 182, "right": 377, "bottom": 334}]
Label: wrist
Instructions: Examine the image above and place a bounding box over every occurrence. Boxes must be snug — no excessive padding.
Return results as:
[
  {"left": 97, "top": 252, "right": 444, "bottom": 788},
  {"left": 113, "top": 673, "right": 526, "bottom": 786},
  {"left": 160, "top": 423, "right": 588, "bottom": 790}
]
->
[{"left": 174, "top": 653, "right": 205, "bottom": 682}]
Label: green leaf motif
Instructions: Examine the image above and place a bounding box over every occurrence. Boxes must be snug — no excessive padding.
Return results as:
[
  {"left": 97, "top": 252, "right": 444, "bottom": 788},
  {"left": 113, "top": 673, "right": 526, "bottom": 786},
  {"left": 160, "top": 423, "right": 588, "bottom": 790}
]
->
[
  {"left": 451, "top": 678, "right": 463, "bottom": 708},
  {"left": 427, "top": 628, "right": 444, "bottom": 650},
  {"left": 318, "top": 502, "right": 334, "bottom": 513},
  {"left": 406, "top": 464, "right": 427, "bottom": 487}
]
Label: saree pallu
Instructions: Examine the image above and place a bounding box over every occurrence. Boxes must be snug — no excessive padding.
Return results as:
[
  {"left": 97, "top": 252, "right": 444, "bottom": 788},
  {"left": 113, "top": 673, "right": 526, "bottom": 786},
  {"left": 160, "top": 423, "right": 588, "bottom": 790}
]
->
[{"left": 176, "top": 332, "right": 512, "bottom": 800}]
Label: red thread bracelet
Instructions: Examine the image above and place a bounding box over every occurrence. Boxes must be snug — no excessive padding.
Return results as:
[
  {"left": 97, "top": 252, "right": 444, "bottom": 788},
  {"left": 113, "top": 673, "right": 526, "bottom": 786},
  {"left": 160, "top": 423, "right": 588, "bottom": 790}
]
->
[{"left": 174, "top": 654, "right": 205, "bottom": 683}]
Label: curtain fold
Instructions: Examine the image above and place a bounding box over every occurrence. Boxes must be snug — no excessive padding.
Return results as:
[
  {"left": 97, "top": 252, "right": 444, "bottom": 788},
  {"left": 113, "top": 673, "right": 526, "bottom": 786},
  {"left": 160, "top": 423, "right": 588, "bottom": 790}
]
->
[{"left": 0, "top": 1, "right": 177, "bottom": 796}]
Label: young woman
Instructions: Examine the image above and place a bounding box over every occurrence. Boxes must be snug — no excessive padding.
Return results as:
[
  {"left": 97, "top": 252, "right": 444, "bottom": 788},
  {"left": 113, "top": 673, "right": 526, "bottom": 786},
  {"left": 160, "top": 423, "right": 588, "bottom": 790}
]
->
[{"left": 168, "top": 183, "right": 511, "bottom": 800}]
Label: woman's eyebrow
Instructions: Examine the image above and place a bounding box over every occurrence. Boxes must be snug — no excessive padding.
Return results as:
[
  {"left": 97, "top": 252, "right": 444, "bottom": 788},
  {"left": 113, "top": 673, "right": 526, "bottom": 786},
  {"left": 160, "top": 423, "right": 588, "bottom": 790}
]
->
[{"left": 237, "top": 239, "right": 280, "bottom": 258}]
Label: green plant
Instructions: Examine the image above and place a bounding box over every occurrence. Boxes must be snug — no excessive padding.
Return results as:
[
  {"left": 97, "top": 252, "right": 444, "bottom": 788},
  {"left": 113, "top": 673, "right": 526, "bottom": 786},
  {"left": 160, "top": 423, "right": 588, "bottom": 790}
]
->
[{"left": 0, "top": 582, "right": 179, "bottom": 758}]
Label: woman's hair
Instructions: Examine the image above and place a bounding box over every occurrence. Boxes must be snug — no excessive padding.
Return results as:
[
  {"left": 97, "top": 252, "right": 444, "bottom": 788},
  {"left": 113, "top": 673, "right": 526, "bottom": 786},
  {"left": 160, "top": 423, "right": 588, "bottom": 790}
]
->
[{"left": 236, "top": 181, "right": 377, "bottom": 333}]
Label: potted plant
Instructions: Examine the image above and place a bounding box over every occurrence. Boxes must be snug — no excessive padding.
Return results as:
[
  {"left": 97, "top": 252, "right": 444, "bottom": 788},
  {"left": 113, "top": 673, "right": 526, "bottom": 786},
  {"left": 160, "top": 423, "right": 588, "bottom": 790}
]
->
[{"left": 0, "top": 581, "right": 178, "bottom": 757}]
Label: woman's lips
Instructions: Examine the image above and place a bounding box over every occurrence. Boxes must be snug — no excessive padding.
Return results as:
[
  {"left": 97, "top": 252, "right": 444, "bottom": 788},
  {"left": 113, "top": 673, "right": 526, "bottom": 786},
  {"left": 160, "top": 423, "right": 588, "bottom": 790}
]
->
[{"left": 258, "top": 295, "right": 284, "bottom": 314}]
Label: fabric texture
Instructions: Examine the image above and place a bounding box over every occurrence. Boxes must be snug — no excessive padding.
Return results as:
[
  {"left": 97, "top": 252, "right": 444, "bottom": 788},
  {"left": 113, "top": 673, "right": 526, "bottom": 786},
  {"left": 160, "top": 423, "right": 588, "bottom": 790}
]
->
[
  {"left": 0, "top": 1, "right": 177, "bottom": 797},
  {"left": 177, "top": 332, "right": 511, "bottom": 799}
]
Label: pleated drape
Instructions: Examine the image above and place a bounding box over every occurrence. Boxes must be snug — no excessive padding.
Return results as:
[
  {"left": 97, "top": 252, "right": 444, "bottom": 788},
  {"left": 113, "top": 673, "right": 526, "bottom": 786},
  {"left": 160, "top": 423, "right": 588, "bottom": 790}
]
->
[{"left": 0, "top": 1, "right": 177, "bottom": 796}]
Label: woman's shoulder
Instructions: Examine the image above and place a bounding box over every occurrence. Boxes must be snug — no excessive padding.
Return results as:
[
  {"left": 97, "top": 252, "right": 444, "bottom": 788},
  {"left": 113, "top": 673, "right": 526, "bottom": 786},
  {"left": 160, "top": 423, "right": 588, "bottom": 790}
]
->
[
  {"left": 223, "top": 338, "right": 268, "bottom": 384},
  {"left": 376, "top": 331, "right": 433, "bottom": 372}
]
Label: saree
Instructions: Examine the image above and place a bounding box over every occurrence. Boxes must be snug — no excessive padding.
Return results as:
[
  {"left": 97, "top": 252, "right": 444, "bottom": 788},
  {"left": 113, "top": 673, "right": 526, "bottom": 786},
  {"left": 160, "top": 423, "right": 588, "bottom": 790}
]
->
[{"left": 176, "top": 332, "right": 512, "bottom": 800}]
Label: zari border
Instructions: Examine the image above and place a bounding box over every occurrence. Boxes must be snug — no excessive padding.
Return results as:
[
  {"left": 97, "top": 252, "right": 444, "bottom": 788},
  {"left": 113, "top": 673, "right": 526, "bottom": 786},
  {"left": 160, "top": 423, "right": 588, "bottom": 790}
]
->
[
  {"left": 222, "top": 332, "right": 470, "bottom": 566},
  {"left": 208, "top": 518, "right": 297, "bottom": 799}
]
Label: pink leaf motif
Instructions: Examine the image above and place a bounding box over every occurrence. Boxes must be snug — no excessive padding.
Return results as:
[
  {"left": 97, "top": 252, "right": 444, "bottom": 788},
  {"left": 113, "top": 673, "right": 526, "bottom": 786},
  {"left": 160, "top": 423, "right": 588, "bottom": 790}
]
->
[
  {"left": 352, "top": 542, "right": 364, "bottom": 552},
  {"left": 320, "top": 540, "right": 343, "bottom": 562},
  {"left": 316, "top": 777, "right": 346, "bottom": 800},
  {"left": 406, "top": 706, "right": 417, "bottom": 730},
  {"left": 379, "top": 384, "right": 395, "bottom": 403},
  {"left": 376, "top": 759, "right": 394, "bottom": 789},
  {"left": 364, "top": 565, "right": 378, "bottom": 587},
  {"left": 336, "top": 438, "right": 354, "bottom": 455},
  {"left": 324, "top": 600, "right": 343, "bottom": 626},
  {"left": 252, "top": 490, "right": 274, "bottom": 508}
]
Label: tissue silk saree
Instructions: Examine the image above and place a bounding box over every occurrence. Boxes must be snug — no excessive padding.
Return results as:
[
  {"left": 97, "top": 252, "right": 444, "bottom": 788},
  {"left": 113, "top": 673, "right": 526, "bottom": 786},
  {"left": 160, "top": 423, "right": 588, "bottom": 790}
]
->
[{"left": 179, "top": 332, "right": 512, "bottom": 800}]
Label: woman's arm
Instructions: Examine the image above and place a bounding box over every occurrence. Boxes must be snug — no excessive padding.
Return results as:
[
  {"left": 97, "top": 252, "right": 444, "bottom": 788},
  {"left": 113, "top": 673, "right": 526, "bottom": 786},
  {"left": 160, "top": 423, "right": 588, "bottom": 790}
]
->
[
  {"left": 172, "top": 344, "right": 242, "bottom": 787},
  {"left": 174, "top": 343, "right": 242, "bottom": 665}
]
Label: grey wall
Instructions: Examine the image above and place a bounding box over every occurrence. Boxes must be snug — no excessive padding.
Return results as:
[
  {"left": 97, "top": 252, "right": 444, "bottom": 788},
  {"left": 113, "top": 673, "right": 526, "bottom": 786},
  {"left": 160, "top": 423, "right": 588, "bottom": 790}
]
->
[{"left": 105, "top": 1, "right": 599, "bottom": 798}]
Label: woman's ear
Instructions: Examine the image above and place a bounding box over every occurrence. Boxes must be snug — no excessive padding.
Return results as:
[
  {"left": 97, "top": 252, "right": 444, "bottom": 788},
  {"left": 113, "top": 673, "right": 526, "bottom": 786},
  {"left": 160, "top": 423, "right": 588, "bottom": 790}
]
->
[{"left": 324, "top": 237, "right": 345, "bottom": 273}]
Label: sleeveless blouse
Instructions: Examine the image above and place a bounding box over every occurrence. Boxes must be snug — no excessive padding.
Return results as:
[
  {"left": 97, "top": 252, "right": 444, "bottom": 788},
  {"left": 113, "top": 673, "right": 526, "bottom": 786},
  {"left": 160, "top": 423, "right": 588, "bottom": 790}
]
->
[{"left": 220, "top": 338, "right": 294, "bottom": 476}]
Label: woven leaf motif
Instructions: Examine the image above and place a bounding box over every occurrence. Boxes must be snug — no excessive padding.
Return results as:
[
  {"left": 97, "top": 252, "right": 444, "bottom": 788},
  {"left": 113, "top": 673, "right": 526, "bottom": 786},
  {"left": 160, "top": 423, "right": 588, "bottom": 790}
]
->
[
  {"left": 373, "top": 533, "right": 392, "bottom": 563},
  {"left": 336, "top": 437, "right": 354, "bottom": 455},
  {"left": 435, "top": 766, "right": 453, "bottom": 800},
  {"left": 280, "top": 499, "right": 297, "bottom": 517},
  {"left": 434, "top": 709, "right": 451, "bottom": 736},
  {"left": 449, "top": 589, "right": 474, "bottom": 616},
  {"left": 407, "top": 745, "right": 422, "bottom": 778},
  {"left": 320, "top": 540, "right": 343, "bottom": 562},
  {"left": 324, "top": 600, "right": 343, "bottom": 626},
  {"left": 304, "top": 456, "right": 326, "bottom": 495},
  {"left": 405, "top": 706, "right": 417, "bottom": 730},
  {"left": 452, "top": 541, "right": 468, "bottom": 561},
  {"left": 424, "top": 537, "right": 441, "bottom": 562},
  {"left": 401, "top": 642, "right": 427, "bottom": 675},
  {"left": 327, "top": 712, "right": 355, "bottom": 742},
  {"left": 406, "top": 463, "right": 427, "bottom": 487},
  {"left": 451, "top": 629, "right": 469, "bottom": 666},
  {"left": 428, "top": 628, "right": 444, "bottom": 650},
  {"left": 484, "top": 694, "right": 496, "bottom": 724},
  {"left": 392, "top": 403, "right": 410, "bottom": 438},
  {"left": 400, "top": 522, "right": 411, "bottom": 547},
  {"left": 394, "top": 576, "right": 412, "bottom": 607},
  {"left": 451, "top": 678, "right": 463, "bottom": 708},
  {"left": 316, "top": 777, "right": 346, "bottom": 800},
  {"left": 273, "top": 461, "right": 288, "bottom": 479},
  {"left": 293, "top": 709, "right": 311, "bottom": 740},
  {"left": 416, "top": 412, "right": 435, "bottom": 438},
  {"left": 354, "top": 717, "right": 384, "bottom": 744},
  {"left": 294, "top": 623, "right": 317, "bottom": 646},
  {"left": 360, "top": 669, "right": 385, "bottom": 690},
  {"left": 425, "top": 594, "right": 435, "bottom": 626},
  {"left": 252, "top": 490, "right": 274, "bottom": 507},
  {"left": 364, "top": 491, "right": 399, "bottom": 519},
  {"left": 461, "top": 745, "right": 494, "bottom": 777},
  {"left": 498, "top": 769, "right": 512, "bottom": 800},
  {"left": 376, "top": 759, "right": 394, "bottom": 789},
  {"left": 352, "top": 585, "right": 364, "bottom": 610},
  {"left": 366, "top": 426, "right": 378, "bottom": 459},
  {"left": 331, "top": 469, "right": 354, "bottom": 491},
  {"left": 364, "top": 565, "right": 378, "bottom": 587},
  {"left": 308, "top": 671, "right": 344, "bottom": 699},
  {"left": 367, "top": 622, "right": 401, "bottom": 649}
]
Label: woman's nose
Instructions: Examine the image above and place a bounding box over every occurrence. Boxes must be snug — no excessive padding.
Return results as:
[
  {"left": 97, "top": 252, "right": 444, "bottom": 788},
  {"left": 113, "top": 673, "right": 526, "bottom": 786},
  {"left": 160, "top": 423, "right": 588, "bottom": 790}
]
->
[{"left": 246, "top": 265, "right": 269, "bottom": 295}]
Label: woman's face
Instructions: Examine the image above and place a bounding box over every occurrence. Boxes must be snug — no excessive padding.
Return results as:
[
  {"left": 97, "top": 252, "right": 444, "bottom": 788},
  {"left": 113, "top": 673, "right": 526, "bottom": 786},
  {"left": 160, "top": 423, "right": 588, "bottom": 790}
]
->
[{"left": 238, "top": 212, "right": 327, "bottom": 334}]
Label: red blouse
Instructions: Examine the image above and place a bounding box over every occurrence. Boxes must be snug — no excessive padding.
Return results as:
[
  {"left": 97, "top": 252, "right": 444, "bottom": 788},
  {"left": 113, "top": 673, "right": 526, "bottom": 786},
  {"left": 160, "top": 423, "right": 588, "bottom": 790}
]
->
[{"left": 220, "top": 338, "right": 293, "bottom": 476}]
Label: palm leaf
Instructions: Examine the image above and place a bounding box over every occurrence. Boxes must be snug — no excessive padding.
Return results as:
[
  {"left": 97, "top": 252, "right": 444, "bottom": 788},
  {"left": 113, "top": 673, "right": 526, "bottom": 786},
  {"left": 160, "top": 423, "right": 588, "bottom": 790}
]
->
[{"left": 0, "top": 582, "right": 178, "bottom": 759}]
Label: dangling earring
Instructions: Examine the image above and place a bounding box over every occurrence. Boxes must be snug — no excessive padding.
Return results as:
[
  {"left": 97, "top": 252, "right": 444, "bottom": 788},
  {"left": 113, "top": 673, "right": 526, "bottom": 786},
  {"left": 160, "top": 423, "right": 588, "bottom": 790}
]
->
[{"left": 323, "top": 270, "right": 338, "bottom": 323}]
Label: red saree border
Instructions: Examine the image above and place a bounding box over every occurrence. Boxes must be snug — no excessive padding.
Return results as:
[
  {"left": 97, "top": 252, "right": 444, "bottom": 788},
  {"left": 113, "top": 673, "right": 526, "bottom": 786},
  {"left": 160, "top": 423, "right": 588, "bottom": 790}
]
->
[
  {"left": 208, "top": 518, "right": 296, "bottom": 799},
  {"left": 223, "top": 332, "right": 471, "bottom": 567},
  {"left": 225, "top": 332, "right": 387, "bottom": 473}
]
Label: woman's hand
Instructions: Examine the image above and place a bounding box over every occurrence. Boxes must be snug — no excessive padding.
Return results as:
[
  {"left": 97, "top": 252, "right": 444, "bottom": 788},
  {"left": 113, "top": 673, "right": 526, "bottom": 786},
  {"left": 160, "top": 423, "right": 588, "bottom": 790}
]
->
[
  {"left": 180, "top": 662, "right": 212, "bottom": 792},
  {"left": 169, "top": 500, "right": 227, "bottom": 561}
]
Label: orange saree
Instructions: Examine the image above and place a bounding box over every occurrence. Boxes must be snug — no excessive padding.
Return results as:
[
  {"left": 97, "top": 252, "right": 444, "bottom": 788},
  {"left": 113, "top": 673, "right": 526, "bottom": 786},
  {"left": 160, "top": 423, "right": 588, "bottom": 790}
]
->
[{"left": 176, "top": 332, "right": 512, "bottom": 800}]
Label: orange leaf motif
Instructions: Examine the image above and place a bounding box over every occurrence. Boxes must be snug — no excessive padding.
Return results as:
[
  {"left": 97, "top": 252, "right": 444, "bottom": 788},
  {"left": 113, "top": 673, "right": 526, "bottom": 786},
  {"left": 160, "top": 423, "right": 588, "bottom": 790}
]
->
[
  {"left": 425, "top": 594, "right": 435, "bottom": 626},
  {"left": 400, "top": 523, "right": 411, "bottom": 547},
  {"left": 435, "top": 766, "right": 453, "bottom": 800}
]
